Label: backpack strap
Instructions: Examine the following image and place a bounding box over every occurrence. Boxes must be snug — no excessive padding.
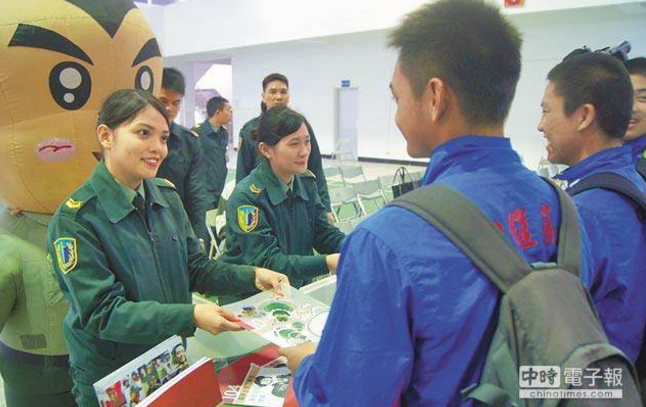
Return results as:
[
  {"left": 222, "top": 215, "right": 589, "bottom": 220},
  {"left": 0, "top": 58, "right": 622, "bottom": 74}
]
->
[
  {"left": 389, "top": 180, "right": 580, "bottom": 292},
  {"left": 542, "top": 176, "right": 581, "bottom": 278},
  {"left": 567, "top": 172, "right": 646, "bottom": 215},
  {"left": 637, "top": 159, "right": 646, "bottom": 181}
]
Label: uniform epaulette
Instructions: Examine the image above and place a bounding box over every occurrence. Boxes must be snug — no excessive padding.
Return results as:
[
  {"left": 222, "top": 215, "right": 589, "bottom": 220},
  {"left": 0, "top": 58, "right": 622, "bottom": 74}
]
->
[
  {"left": 249, "top": 183, "right": 264, "bottom": 194},
  {"left": 153, "top": 178, "right": 177, "bottom": 189},
  {"left": 60, "top": 188, "right": 94, "bottom": 216}
]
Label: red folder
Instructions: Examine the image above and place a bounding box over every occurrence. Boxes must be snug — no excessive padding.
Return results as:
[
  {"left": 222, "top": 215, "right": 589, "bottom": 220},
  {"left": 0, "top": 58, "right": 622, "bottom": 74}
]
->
[{"left": 139, "top": 358, "right": 222, "bottom": 407}]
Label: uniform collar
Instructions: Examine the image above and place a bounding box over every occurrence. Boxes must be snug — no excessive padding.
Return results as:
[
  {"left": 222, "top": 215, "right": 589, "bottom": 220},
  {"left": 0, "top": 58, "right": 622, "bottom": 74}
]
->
[
  {"left": 90, "top": 161, "right": 169, "bottom": 224},
  {"left": 207, "top": 119, "right": 222, "bottom": 134},
  {"left": 555, "top": 146, "right": 634, "bottom": 186},
  {"left": 170, "top": 122, "right": 183, "bottom": 138},
  {"left": 625, "top": 133, "right": 646, "bottom": 161},
  {"left": 423, "top": 135, "right": 518, "bottom": 185},
  {"left": 257, "top": 161, "right": 309, "bottom": 205}
]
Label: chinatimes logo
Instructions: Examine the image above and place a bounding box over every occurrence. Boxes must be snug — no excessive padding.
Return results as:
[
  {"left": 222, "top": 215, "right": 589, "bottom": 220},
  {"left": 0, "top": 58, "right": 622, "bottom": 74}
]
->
[{"left": 519, "top": 366, "right": 623, "bottom": 400}]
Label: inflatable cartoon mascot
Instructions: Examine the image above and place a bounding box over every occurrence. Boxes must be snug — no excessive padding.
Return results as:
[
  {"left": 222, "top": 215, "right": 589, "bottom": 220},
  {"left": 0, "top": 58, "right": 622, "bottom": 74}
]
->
[{"left": 0, "top": 0, "right": 162, "bottom": 405}]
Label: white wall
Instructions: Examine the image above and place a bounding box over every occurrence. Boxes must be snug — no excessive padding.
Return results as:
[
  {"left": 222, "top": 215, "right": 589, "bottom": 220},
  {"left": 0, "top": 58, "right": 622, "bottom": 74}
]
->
[
  {"left": 226, "top": 4, "right": 646, "bottom": 167},
  {"left": 144, "top": 0, "right": 645, "bottom": 58}
]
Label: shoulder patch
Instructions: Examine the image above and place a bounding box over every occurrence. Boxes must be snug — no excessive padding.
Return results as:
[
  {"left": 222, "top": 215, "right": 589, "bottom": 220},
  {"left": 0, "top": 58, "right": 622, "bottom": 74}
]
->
[
  {"left": 53, "top": 237, "right": 78, "bottom": 274},
  {"left": 249, "top": 184, "right": 263, "bottom": 194},
  {"left": 237, "top": 205, "right": 260, "bottom": 233}
]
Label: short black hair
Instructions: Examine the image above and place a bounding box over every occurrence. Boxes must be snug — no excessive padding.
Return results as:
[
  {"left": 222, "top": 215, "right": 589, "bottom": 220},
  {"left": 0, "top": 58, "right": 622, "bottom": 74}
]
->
[
  {"left": 262, "top": 73, "right": 289, "bottom": 91},
  {"left": 98, "top": 89, "right": 168, "bottom": 129},
  {"left": 255, "top": 106, "right": 304, "bottom": 146},
  {"left": 625, "top": 57, "right": 646, "bottom": 79},
  {"left": 162, "top": 67, "right": 185, "bottom": 95},
  {"left": 388, "top": 0, "right": 522, "bottom": 127},
  {"left": 548, "top": 53, "right": 633, "bottom": 139},
  {"left": 206, "top": 96, "right": 229, "bottom": 118}
]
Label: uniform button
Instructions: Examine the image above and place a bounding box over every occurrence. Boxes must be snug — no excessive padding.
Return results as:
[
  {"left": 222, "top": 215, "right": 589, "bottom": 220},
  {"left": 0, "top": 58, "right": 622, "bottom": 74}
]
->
[{"left": 172, "top": 233, "right": 178, "bottom": 241}]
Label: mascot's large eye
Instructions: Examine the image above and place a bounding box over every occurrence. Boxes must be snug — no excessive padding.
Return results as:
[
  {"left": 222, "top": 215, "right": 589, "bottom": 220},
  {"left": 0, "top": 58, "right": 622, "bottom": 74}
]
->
[
  {"left": 135, "top": 66, "right": 154, "bottom": 92},
  {"left": 49, "top": 62, "right": 91, "bottom": 110}
]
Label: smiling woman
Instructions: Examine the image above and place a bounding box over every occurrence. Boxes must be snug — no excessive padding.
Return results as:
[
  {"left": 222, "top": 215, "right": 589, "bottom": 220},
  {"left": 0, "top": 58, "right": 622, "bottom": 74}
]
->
[
  {"left": 47, "top": 89, "right": 289, "bottom": 407},
  {"left": 220, "top": 106, "right": 346, "bottom": 304}
]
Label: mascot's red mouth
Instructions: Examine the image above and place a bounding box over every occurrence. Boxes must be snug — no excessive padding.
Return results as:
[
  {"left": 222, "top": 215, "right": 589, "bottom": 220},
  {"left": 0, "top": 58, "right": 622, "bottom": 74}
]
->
[
  {"left": 38, "top": 144, "right": 72, "bottom": 152},
  {"left": 35, "top": 138, "right": 77, "bottom": 162}
]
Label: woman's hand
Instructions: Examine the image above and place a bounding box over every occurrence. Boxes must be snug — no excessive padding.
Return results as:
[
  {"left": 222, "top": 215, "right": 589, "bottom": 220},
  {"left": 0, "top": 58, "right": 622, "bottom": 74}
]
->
[
  {"left": 254, "top": 267, "right": 290, "bottom": 297},
  {"left": 326, "top": 253, "right": 340, "bottom": 274},
  {"left": 193, "top": 303, "right": 243, "bottom": 335}
]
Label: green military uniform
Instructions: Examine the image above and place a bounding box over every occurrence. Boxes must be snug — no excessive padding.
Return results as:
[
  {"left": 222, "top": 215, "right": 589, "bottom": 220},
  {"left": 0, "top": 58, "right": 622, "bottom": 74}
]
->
[
  {"left": 157, "top": 122, "right": 210, "bottom": 243},
  {"left": 0, "top": 208, "right": 74, "bottom": 407},
  {"left": 235, "top": 116, "right": 332, "bottom": 211},
  {"left": 47, "top": 161, "right": 258, "bottom": 407},
  {"left": 193, "top": 119, "right": 228, "bottom": 210},
  {"left": 220, "top": 160, "right": 345, "bottom": 304}
]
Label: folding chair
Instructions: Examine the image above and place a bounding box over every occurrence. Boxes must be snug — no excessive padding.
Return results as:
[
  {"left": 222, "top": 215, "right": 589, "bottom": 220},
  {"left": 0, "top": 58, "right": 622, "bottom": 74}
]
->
[
  {"left": 324, "top": 166, "right": 345, "bottom": 189},
  {"left": 329, "top": 185, "right": 364, "bottom": 222},
  {"left": 339, "top": 166, "right": 367, "bottom": 185},
  {"left": 205, "top": 209, "right": 221, "bottom": 259},
  {"left": 354, "top": 179, "right": 388, "bottom": 215}
]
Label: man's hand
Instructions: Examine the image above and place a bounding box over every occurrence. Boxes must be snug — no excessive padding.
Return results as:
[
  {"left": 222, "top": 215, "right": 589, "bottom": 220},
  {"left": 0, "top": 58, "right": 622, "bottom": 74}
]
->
[
  {"left": 278, "top": 342, "right": 317, "bottom": 372},
  {"left": 254, "top": 268, "right": 289, "bottom": 297},
  {"left": 193, "top": 303, "right": 243, "bottom": 335},
  {"left": 327, "top": 212, "right": 336, "bottom": 224}
]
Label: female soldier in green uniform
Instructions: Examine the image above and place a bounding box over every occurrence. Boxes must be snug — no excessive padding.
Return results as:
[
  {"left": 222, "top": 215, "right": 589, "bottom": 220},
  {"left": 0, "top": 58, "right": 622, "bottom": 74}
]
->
[
  {"left": 47, "top": 89, "right": 288, "bottom": 407},
  {"left": 221, "top": 106, "right": 345, "bottom": 304}
]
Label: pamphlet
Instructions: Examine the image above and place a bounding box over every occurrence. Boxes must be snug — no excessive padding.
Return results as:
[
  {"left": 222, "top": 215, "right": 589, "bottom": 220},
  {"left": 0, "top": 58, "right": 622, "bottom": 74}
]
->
[{"left": 223, "top": 287, "right": 329, "bottom": 348}]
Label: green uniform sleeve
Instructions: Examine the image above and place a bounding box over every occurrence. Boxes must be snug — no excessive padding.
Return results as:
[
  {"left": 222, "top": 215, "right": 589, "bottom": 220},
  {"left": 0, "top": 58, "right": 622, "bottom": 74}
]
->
[
  {"left": 0, "top": 246, "right": 19, "bottom": 332},
  {"left": 224, "top": 193, "right": 328, "bottom": 281},
  {"left": 311, "top": 187, "right": 346, "bottom": 254},
  {"left": 48, "top": 214, "right": 197, "bottom": 343},
  {"left": 185, "top": 138, "right": 211, "bottom": 244},
  {"left": 305, "top": 123, "right": 331, "bottom": 211},
  {"left": 180, "top": 201, "right": 257, "bottom": 296}
]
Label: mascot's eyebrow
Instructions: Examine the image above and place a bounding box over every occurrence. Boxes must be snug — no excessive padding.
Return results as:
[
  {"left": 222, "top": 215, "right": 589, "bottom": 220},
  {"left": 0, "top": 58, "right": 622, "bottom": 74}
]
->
[
  {"left": 132, "top": 38, "right": 162, "bottom": 67},
  {"left": 64, "top": 0, "right": 136, "bottom": 39},
  {"left": 9, "top": 24, "right": 93, "bottom": 65}
]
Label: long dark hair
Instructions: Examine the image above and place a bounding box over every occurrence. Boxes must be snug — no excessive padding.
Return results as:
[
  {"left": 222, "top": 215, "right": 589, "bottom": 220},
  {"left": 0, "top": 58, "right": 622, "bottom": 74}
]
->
[{"left": 98, "top": 89, "right": 169, "bottom": 130}]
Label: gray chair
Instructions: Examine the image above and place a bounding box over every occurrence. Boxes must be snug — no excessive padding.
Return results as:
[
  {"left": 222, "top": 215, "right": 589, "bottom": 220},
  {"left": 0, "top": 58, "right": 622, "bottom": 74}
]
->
[
  {"left": 339, "top": 165, "right": 367, "bottom": 185},
  {"left": 354, "top": 179, "right": 388, "bottom": 215},
  {"left": 329, "top": 185, "right": 364, "bottom": 222}
]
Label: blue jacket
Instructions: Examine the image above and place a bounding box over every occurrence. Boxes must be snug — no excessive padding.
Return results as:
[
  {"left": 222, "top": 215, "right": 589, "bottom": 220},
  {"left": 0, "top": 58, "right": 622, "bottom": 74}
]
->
[
  {"left": 555, "top": 146, "right": 646, "bottom": 361},
  {"left": 625, "top": 133, "right": 646, "bottom": 163},
  {"left": 293, "top": 136, "right": 597, "bottom": 407}
]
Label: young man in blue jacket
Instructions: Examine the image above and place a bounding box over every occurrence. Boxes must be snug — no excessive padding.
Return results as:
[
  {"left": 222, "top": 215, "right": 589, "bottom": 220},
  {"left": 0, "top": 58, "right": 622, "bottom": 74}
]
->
[
  {"left": 279, "top": 0, "right": 598, "bottom": 405},
  {"left": 625, "top": 57, "right": 646, "bottom": 164},
  {"left": 538, "top": 52, "right": 646, "bottom": 361}
]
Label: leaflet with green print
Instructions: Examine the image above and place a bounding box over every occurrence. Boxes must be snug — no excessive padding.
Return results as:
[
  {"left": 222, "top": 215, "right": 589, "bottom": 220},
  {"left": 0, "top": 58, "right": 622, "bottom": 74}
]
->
[{"left": 223, "top": 287, "right": 329, "bottom": 348}]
